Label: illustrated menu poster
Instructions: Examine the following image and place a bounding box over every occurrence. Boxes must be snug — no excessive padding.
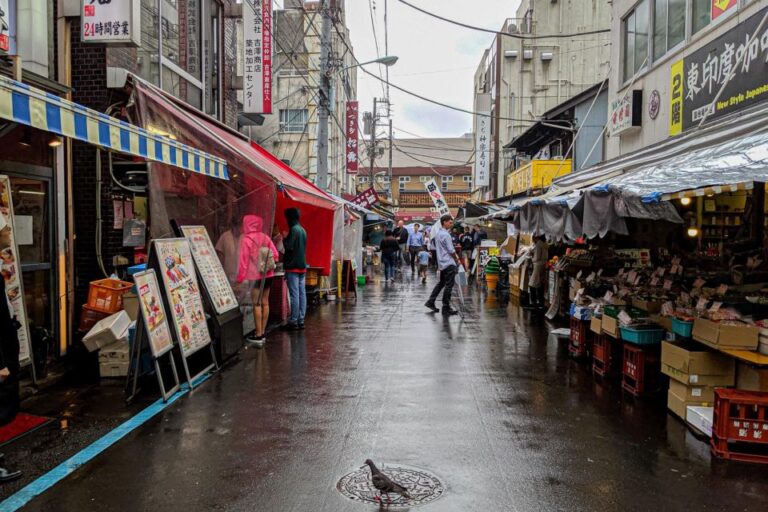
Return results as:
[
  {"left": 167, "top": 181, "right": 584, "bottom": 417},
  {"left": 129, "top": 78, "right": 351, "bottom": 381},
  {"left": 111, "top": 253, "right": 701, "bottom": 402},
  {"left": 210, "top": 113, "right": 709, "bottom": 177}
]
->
[
  {"left": 154, "top": 239, "right": 211, "bottom": 356},
  {"left": 180, "top": 226, "right": 238, "bottom": 315},
  {"left": 133, "top": 269, "right": 174, "bottom": 357},
  {"left": 0, "top": 175, "right": 31, "bottom": 365}
]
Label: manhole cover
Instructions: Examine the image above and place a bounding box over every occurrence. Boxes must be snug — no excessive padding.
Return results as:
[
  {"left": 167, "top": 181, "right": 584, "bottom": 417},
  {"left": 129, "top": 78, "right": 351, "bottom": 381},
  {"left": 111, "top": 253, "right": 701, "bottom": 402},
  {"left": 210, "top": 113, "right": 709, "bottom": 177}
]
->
[{"left": 337, "top": 463, "right": 445, "bottom": 507}]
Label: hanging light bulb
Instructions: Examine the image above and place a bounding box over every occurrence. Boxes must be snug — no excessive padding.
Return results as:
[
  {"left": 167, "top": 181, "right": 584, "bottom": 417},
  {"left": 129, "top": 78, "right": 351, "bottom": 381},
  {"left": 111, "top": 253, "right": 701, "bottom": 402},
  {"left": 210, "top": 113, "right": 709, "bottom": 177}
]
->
[
  {"left": 680, "top": 197, "right": 692, "bottom": 206},
  {"left": 687, "top": 226, "right": 700, "bottom": 238}
]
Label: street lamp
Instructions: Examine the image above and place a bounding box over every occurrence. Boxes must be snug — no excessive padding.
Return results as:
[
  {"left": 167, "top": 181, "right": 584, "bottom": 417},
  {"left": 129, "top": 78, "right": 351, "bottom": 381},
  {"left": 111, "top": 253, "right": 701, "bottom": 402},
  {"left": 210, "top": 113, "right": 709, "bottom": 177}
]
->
[{"left": 339, "top": 55, "right": 399, "bottom": 73}]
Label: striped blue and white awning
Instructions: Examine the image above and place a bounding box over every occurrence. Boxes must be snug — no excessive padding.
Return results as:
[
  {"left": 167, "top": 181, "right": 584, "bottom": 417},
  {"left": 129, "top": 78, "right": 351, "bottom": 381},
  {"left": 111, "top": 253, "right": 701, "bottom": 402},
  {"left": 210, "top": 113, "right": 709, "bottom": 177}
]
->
[{"left": 0, "top": 74, "right": 229, "bottom": 180}]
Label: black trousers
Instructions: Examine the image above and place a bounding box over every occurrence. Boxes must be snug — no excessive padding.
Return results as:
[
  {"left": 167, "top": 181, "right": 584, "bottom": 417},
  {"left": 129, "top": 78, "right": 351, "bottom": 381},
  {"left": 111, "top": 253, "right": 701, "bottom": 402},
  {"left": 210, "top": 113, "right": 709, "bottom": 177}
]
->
[
  {"left": 428, "top": 265, "right": 457, "bottom": 306},
  {"left": 408, "top": 247, "right": 420, "bottom": 272}
]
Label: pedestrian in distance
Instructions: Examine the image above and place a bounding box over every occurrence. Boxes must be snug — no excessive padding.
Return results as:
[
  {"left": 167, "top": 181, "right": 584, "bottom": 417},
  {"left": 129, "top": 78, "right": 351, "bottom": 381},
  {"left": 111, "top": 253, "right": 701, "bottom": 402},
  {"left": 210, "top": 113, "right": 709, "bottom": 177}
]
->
[
  {"left": 417, "top": 246, "right": 431, "bottom": 284},
  {"left": 394, "top": 221, "right": 410, "bottom": 267},
  {"left": 0, "top": 215, "right": 22, "bottom": 483},
  {"left": 283, "top": 207, "right": 308, "bottom": 330},
  {"left": 459, "top": 227, "right": 474, "bottom": 269},
  {"left": 379, "top": 230, "right": 399, "bottom": 283},
  {"left": 407, "top": 223, "right": 424, "bottom": 274},
  {"left": 425, "top": 215, "right": 463, "bottom": 316},
  {"left": 528, "top": 235, "right": 549, "bottom": 309},
  {"left": 236, "top": 215, "right": 278, "bottom": 347}
]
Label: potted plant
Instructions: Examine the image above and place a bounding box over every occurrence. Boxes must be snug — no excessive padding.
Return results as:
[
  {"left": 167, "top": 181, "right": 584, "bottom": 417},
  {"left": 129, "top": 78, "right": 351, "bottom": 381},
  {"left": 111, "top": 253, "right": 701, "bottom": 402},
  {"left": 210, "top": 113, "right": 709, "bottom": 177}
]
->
[{"left": 485, "top": 256, "right": 500, "bottom": 291}]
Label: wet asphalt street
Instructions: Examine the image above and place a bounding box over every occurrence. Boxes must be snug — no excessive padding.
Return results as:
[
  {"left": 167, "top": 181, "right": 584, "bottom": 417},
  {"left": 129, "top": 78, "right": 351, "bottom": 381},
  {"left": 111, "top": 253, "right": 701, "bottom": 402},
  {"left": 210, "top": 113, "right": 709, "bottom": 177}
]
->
[{"left": 8, "top": 271, "right": 768, "bottom": 511}]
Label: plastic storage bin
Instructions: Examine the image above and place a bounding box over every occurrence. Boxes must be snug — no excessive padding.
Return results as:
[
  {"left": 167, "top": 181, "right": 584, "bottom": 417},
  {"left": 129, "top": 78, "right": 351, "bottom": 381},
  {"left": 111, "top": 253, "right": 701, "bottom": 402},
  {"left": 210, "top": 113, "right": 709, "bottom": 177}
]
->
[
  {"left": 671, "top": 318, "right": 693, "bottom": 338},
  {"left": 619, "top": 326, "right": 664, "bottom": 345},
  {"left": 87, "top": 278, "right": 133, "bottom": 314}
]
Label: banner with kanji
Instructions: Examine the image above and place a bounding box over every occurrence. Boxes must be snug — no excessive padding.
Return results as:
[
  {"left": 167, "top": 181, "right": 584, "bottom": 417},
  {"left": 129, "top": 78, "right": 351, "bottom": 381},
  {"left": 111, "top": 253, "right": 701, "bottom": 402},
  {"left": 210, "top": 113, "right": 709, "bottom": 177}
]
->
[
  {"left": 424, "top": 178, "right": 451, "bottom": 218},
  {"left": 346, "top": 101, "right": 359, "bottom": 174},
  {"left": 243, "top": 0, "right": 273, "bottom": 114},
  {"left": 351, "top": 187, "right": 379, "bottom": 209}
]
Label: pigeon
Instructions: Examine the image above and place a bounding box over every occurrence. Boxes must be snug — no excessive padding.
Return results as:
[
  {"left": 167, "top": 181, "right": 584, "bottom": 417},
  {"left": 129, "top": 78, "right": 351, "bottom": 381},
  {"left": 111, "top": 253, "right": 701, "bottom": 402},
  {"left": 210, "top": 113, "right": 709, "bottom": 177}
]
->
[{"left": 363, "top": 459, "right": 412, "bottom": 502}]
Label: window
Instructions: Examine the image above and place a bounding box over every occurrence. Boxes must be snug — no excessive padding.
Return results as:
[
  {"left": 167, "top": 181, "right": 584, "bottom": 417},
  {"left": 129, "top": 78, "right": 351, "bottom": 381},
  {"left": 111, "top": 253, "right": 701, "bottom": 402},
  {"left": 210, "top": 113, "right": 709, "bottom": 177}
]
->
[
  {"left": 279, "top": 109, "right": 308, "bottom": 133},
  {"left": 399, "top": 176, "right": 411, "bottom": 191},
  {"left": 463, "top": 176, "right": 473, "bottom": 184},
  {"left": 204, "top": 0, "right": 223, "bottom": 118},
  {"left": 419, "top": 176, "right": 429, "bottom": 183},
  {"left": 652, "top": 0, "right": 685, "bottom": 61},
  {"left": 441, "top": 176, "right": 453, "bottom": 190},
  {"left": 692, "top": 0, "right": 711, "bottom": 35},
  {"left": 623, "top": 0, "right": 649, "bottom": 81},
  {"left": 358, "top": 176, "right": 369, "bottom": 184}
]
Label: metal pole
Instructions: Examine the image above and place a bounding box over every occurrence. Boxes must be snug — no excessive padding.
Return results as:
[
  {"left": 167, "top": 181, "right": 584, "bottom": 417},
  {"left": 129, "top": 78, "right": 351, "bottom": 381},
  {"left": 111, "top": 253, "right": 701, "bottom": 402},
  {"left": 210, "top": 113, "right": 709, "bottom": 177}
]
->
[
  {"left": 316, "top": 0, "right": 331, "bottom": 190},
  {"left": 388, "top": 118, "right": 393, "bottom": 199},
  {"left": 369, "top": 97, "right": 377, "bottom": 182}
]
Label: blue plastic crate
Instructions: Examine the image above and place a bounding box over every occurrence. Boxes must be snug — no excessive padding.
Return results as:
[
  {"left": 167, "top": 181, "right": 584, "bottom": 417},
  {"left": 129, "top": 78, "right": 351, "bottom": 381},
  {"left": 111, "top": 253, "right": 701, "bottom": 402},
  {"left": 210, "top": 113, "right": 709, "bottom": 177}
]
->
[
  {"left": 619, "top": 326, "right": 664, "bottom": 345},
  {"left": 671, "top": 318, "right": 693, "bottom": 338},
  {"left": 127, "top": 264, "right": 147, "bottom": 276}
]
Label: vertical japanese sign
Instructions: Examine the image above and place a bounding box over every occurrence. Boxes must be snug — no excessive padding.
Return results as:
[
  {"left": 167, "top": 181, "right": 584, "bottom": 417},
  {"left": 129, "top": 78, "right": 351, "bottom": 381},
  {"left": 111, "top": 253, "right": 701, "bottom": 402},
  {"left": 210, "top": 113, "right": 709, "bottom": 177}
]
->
[
  {"left": 0, "top": 0, "right": 11, "bottom": 53},
  {"left": 712, "top": 0, "right": 737, "bottom": 21},
  {"left": 424, "top": 178, "right": 451, "bottom": 218},
  {"left": 134, "top": 269, "right": 174, "bottom": 358},
  {"left": 669, "top": 60, "right": 684, "bottom": 136},
  {"left": 179, "top": 226, "right": 238, "bottom": 315},
  {"left": 154, "top": 239, "right": 212, "bottom": 357},
  {"left": 672, "top": 7, "right": 768, "bottom": 132},
  {"left": 351, "top": 187, "right": 379, "bottom": 209},
  {"left": 345, "top": 101, "right": 359, "bottom": 174},
  {"left": 0, "top": 175, "right": 31, "bottom": 366},
  {"left": 474, "top": 113, "right": 490, "bottom": 187},
  {"left": 81, "top": 0, "right": 140, "bottom": 46},
  {"left": 243, "top": 0, "right": 273, "bottom": 114}
]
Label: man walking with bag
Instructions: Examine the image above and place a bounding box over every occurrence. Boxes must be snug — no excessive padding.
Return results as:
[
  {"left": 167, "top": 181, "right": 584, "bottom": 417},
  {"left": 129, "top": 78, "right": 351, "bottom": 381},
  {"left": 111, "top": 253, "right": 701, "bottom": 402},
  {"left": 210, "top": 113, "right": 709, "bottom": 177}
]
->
[{"left": 425, "top": 215, "right": 462, "bottom": 316}]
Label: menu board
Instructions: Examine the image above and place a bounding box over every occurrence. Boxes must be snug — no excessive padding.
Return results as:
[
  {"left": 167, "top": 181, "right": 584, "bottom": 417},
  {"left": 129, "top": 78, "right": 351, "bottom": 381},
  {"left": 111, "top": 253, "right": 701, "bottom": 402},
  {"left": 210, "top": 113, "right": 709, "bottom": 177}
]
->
[
  {"left": 179, "top": 226, "right": 238, "bottom": 315},
  {"left": 154, "top": 239, "right": 211, "bottom": 356},
  {"left": 0, "top": 175, "right": 31, "bottom": 366},
  {"left": 133, "top": 269, "right": 174, "bottom": 357}
]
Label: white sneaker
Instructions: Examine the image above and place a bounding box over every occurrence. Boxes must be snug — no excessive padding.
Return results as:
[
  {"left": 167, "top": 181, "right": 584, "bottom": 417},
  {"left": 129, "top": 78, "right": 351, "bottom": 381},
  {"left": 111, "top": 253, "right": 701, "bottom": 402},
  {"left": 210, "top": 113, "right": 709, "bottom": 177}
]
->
[{"left": 246, "top": 336, "right": 265, "bottom": 348}]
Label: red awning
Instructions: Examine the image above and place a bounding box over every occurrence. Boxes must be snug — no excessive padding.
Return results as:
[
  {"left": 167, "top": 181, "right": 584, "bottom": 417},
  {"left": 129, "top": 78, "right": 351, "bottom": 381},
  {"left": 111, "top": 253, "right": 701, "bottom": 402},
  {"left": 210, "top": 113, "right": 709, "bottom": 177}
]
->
[{"left": 131, "top": 77, "right": 340, "bottom": 212}]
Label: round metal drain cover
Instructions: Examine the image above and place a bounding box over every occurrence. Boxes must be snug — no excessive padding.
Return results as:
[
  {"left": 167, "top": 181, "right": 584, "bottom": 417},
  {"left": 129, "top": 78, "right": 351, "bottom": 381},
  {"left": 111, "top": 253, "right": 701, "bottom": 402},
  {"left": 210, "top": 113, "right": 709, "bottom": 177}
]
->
[{"left": 337, "top": 463, "right": 445, "bottom": 507}]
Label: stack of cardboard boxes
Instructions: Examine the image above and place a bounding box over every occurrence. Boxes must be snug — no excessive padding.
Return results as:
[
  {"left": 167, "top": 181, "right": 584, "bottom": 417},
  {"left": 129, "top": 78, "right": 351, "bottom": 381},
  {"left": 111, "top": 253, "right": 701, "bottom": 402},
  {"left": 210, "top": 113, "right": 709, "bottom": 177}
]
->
[
  {"left": 662, "top": 341, "right": 735, "bottom": 420},
  {"left": 82, "top": 310, "right": 133, "bottom": 378}
]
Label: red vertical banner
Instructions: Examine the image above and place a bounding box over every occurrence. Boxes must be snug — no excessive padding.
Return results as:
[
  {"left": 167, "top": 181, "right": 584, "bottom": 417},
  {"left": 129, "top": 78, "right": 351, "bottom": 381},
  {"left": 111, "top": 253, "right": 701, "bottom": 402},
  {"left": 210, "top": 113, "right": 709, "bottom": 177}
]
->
[
  {"left": 712, "top": 0, "right": 737, "bottom": 20},
  {"left": 345, "top": 101, "right": 359, "bottom": 174},
  {"left": 262, "top": 0, "right": 273, "bottom": 114}
]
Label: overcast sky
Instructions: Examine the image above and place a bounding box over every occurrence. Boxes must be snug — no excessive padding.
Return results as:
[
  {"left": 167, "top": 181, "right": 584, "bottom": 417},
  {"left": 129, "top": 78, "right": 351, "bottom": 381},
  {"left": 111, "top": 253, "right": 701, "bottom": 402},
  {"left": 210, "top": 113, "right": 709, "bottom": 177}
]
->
[{"left": 343, "top": 0, "right": 521, "bottom": 140}]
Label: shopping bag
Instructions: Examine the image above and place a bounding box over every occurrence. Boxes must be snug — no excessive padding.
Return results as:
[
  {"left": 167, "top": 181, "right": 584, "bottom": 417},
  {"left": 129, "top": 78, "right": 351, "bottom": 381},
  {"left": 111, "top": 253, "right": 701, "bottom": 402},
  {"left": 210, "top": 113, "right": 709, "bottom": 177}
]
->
[{"left": 455, "top": 265, "right": 468, "bottom": 287}]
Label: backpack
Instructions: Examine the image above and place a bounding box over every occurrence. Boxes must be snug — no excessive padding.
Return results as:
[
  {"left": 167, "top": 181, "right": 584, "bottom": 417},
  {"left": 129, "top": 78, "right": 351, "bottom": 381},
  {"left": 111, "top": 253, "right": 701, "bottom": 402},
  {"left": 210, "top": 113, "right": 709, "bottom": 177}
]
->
[{"left": 256, "top": 246, "right": 276, "bottom": 273}]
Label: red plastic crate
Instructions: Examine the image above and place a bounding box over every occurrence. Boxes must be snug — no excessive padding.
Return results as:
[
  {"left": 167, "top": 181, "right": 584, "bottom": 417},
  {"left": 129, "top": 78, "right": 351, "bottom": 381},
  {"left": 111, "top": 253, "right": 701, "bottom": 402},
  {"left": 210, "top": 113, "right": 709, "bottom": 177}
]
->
[
  {"left": 711, "top": 388, "right": 768, "bottom": 464},
  {"left": 622, "top": 343, "right": 661, "bottom": 396},
  {"left": 592, "top": 334, "right": 616, "bottom": 377},
  {"left": 87, "top": 278, "right": 133, "bottom": 314},
  {"left": 569, "top": 318, "right": 592, "bottom": 359}
]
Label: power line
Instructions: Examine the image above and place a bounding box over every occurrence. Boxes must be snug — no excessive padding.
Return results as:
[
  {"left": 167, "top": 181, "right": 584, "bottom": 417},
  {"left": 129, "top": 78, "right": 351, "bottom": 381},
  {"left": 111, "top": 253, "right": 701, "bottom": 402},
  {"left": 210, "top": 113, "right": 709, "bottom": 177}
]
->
[
  {"left": 397, "top": 0, "right": 611, "bottom": 40},
  {"left": 393, "top": 141, "right": 475, "bottom": 153},
  {"left": 392, "top": 143, "right": 473, "bottom": 165}
]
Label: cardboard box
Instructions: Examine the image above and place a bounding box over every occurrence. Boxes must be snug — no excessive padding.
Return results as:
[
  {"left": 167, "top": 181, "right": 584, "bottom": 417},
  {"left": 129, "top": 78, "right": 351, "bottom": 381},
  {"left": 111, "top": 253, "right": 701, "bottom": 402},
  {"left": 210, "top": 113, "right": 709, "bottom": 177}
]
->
[
  {"left": 602, "top": 315, "right": 620, "bottom": 338},
  {"left": 692, "top": 318, "right": 759, "bottom": 350},
  {"left": 736, "top": 362, "right": 768, "bottom": 392},
  {"left": 686, "top": 406, "right": 714, "bottom": 438},
  {"left": 669, "top": 379, "right": 715, "bottom": 402},
  {"left": 98, "top": 339, "right": 130, "bottom": 364},
  {"left": 122, "top": 292, "right": 138, "bottom": 321},
  {"left": 633, "top": 298, "right": 662, "bottom": 314},
  {"left": 661, "top": 341, "right": 735, "bottom": 386},
  {"left": 82, "top": 311, "right": 131, "bottom": 352},
  {"left": 652, "top": 315, "right": 674, "bottom": 333},
  {"left": 590, "top": 316, "right": 602, "bottom": 335},
  {"left": 667, "top": 389, "right": 711, "bottom": 419},
  {"left": 99, "top": 361, "right": 130, "bottom": 378}
]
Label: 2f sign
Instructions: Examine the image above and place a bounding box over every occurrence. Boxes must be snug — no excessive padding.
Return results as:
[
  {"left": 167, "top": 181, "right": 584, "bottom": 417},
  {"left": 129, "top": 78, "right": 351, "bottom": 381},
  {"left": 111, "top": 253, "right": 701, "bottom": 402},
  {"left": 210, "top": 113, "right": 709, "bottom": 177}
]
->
[{"left": 669, "top": 60, "right": 684, "bottom": 136}]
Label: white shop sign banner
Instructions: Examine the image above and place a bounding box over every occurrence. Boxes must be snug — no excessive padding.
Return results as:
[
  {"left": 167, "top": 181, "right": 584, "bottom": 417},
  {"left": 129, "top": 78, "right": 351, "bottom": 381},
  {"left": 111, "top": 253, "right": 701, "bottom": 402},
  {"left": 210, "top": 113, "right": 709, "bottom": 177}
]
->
[
  {"left": 424, "top": 178, "right": 451, "bottom": 218},
  {"left": 81, "top": 0, "right": 141, "bottom": 46},
  {"left": 474, "top": 112, "right": 490, "bottom": 187},
  {"left": 243, "top": 0, "right": 273, "bottom": 114}
]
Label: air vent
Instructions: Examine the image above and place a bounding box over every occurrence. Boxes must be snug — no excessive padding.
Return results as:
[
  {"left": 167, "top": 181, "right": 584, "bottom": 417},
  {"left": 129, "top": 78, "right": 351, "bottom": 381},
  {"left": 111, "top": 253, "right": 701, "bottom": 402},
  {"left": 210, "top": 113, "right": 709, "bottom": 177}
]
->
[{"left": 504, "top": 50, "right": 519, "bottom": 58}]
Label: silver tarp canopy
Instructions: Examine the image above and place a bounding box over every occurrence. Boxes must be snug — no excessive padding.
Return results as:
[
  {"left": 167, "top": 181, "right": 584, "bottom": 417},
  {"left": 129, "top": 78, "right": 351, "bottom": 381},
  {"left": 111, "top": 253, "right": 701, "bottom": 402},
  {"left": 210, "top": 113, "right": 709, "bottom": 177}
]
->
[{"left": 483, "top": 102, "right": 768, "bottom": 240}]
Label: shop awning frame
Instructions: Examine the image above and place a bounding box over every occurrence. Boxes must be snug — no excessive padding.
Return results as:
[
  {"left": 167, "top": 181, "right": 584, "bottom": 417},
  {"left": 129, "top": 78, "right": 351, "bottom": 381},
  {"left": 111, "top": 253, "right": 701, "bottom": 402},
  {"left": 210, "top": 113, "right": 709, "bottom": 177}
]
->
[{"left": 0, "top": 74, "right": 229, "bottom": 180}]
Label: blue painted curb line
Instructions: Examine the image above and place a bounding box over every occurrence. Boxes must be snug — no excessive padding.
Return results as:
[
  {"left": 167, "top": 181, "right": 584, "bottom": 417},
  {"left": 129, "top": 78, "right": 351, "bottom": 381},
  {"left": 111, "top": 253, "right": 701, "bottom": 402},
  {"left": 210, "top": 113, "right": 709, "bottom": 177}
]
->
[{"left": 0, "top": 373, "right": 212, "bottom": 512}]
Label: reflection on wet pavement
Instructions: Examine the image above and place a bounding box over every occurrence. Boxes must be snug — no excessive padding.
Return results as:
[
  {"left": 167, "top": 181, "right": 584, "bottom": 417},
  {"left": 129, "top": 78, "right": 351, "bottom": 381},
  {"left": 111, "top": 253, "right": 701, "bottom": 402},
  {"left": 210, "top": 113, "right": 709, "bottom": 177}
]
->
[{"left": 10, "top": 272, "right": 768, "bottom": 511}]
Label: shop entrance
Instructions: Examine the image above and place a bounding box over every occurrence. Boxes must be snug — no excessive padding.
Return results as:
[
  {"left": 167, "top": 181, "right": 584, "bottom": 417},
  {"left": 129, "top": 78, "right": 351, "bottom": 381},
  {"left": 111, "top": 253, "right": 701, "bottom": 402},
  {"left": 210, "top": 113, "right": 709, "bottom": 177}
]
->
[{"left": 1, "top": 164, "right": 56, "bottom": 355}]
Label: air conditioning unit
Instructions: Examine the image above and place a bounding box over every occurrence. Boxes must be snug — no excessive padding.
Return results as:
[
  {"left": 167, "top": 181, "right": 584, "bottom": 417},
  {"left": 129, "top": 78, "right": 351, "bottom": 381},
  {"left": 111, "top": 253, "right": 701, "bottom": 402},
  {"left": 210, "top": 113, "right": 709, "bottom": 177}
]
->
[
  {"left": 540, "top": 52, "right": 554, "bottom": 61},
  {"left": 504, "top": 50, "right": 519, "bottom": 59},
  {"left": 507, "top": 23, "right": 519, "bottom": 34},
  {"left": 523, "top": 50, "right": 534, "bottom": 60}
]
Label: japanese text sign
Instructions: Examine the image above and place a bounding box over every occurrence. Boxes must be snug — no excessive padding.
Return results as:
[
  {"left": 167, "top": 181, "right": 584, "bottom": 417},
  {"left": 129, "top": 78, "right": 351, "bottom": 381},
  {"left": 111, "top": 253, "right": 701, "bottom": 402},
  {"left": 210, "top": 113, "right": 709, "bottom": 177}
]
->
[
  {"left": 81, "top": 0, "right": 140, "bottom": 46},
  {"left": 424, "top": 178, "right": 451, "bottom": 217},
  {"left": 345, "top": 101, "right": 359, "bottom": 174},
  {"left": 670, "top": 7, "right": 768, "bottom": 134},
  {"left": 352, "top": 187, "right": 379, "bottom": 209},
  {"left": 243, "top": 0, "right": 273, "bottom": 114},
  {"left": 474, "top": 112, "right": 490, "bottom": 187},
  {"left": 609, "top": 90, "right": 642, "bottom": 136}
]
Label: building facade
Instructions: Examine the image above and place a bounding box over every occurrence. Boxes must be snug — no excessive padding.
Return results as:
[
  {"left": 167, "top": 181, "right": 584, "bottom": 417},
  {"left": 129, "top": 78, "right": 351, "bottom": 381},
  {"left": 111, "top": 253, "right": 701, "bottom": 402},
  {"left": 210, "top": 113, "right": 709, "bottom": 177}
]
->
[
  {"left": 247, "top": 0, "right": 358, "bottom": 196},
  {"left": 606, "top": 0, "right": 767, "bottom": 159},
  {"left": 356, "top": 137, "right": 474, "bottom": 223},
  {"left": 473, "top": 0, "right": 611, "bottom": 199}
]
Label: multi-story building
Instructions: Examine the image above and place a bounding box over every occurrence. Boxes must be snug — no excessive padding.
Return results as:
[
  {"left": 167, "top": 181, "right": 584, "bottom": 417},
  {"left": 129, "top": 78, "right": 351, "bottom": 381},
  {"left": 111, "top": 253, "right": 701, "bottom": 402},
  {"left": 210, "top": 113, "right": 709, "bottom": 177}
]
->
[
  {"left": 247, "top": 0, "right": 357, "bottom": 196},
  {"left": 605, "top": 0, "right": 767, "bottom": 159},
  {"left": 473, "top": 0, "right": 611, "bottom": 199},
  {"left": 357, "top": 137, "right": 474, "bottom": 223}
]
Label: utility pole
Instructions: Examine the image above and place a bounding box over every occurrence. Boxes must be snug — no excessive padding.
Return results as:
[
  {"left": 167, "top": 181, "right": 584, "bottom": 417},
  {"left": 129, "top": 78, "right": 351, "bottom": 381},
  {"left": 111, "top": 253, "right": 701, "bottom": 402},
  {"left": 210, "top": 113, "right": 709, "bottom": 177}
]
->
[
  {"left": 316, "top": 0, "right": 332, "bottom": 190},
  {"left": 369, "top": 97, "right": 377, "bottom": 182},
  {"left": 388, "top": 118, "right": 393, "bottom": 198}
]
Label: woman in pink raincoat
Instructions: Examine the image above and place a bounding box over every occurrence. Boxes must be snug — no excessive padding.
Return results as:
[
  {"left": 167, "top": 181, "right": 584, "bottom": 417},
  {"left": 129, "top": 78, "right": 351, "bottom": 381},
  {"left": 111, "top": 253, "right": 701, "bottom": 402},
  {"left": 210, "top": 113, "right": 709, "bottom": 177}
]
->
[{"left": 237, "top": 215, "right": 279, "bottom": 346}]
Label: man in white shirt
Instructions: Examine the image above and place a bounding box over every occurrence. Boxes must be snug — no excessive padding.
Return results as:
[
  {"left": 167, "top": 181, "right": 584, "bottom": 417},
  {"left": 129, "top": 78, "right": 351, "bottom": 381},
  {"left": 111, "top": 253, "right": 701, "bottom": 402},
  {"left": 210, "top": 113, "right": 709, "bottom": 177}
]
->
[{"left": 425, "top": 215, "right": 463, "bottom": 316}]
